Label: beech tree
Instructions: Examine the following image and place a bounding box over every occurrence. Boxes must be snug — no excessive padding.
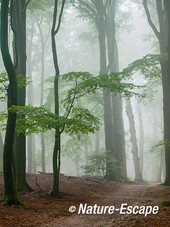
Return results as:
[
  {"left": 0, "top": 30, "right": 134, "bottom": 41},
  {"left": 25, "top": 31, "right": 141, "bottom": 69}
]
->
[
  {"left": 143, "top": 0, "right": 170, "bottom": 185},
  {"left": 0, "top": 0, "right": 22, "bottom": 205},
  {"left": 76, "top": 0, "right": 127, "bottom": 180},
  {"left": 51, "top": 0, "right": 66, "bottom": 196},
  {"left": 164, "top": 0, "right": 170, "bottom": 185},
  {"left": 11, "top": 0, "right": 32, "bottom": 192}
]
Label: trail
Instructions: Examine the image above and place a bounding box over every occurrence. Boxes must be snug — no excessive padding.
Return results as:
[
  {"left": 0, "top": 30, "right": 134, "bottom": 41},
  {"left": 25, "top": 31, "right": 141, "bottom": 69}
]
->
[{"left": 43, "top": 183, "right": 169, "bottom": 227}]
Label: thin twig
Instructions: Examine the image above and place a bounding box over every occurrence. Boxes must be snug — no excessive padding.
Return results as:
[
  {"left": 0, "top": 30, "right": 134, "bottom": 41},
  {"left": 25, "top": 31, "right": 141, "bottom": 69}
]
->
[{"left": 143, "top": 0, "right": 160, "bottom": 41}]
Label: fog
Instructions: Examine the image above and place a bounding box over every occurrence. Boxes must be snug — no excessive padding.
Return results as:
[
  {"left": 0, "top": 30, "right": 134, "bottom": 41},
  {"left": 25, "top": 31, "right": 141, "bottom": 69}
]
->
[{"left": 0, "top": 0, "right": 165, "bottom": 183}]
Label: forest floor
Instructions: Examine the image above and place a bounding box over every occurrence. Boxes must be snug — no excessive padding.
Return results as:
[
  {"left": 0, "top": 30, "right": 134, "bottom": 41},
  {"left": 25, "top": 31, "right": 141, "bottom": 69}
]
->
[{"left": 0, "top": 173, "right": 169, "bottom": 227}]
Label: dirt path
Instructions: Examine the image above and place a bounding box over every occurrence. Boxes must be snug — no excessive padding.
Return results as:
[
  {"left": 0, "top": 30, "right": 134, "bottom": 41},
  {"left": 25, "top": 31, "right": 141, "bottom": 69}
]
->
[
  {"left": 43, "top": 183, "right": 169, "bottom": 227},
  {"left": 0, "top": 174, "right": 169, "bottom": 226}
]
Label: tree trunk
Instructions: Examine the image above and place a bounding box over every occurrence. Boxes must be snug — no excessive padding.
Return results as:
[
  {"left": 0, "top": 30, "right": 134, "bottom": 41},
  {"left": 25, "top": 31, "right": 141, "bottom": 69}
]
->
[
  {"left": 126, "top": 99, "right": 143, "bottom": 182},
  {"left": 105, "top": 0, "right": 127, "bottom": 181},
  {"left": 138, "top": 103, "right": 144, "bottom": 177},
  {"left": 95, "top": 0, "right": 115, "bottom": 180},
  {"left": 95, "top": 131, "right": 100, "bottom": 154},
  {"left": 0, "top": 132, "right": 3, "bottom": 172},
  {"left": 37, "top": 20, "right": 46, "bottom": 173},
  {"left": 50, "top": 0, "right": 65, "bottom": 196},
  {"left": 85, "top": 142, "right": 89, "bottom": 166},
  {"left": 12, "top": 0, "right": 32, "bottom": 192},
  {"left": 156, "top": 151, "right": 164, "bottom": 182},
  {"left": 27, "top": 20, "right": 36, "bottom": 174},
  {"left": 144, "top": 0, "right": 170, "bottom": 185},
  {"left": 112, "top": 95, "right": 127, "bottom": 180},
  {"left": 1, "top": 0, "right": 22, "bottom": 205},
  {"left": 164, "top": 0, "right": 170, "bottom": 185}
]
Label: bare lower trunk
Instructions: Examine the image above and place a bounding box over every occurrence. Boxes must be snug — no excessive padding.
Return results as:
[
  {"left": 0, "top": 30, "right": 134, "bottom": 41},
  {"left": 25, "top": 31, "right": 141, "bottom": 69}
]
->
[
  {"left": 126, "top": 99, "right": 143, "bottom": 182},
  {"left": 138, "top": 103, "right": 144, "bottom": 177},
  {"left": 41, "top": 133, "right": 46, "bottom": 172},
  {"left": 0, "top": 132, "right": 3, "bottom": 172}
]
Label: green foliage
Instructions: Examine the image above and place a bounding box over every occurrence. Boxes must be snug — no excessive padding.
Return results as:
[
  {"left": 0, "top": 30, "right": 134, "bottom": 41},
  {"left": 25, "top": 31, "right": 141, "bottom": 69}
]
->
[
  {"left": 6, "top": 105, "right": 100, "bottom": 136},
  {"left": 16, "top": 74, "right": 31, "bottom": 88},
  {"left": 122, "top": 54, "right": 165, "bottom": 80},
  {"left": 62, "top": 71, "right": 144, "bottom": 111},
  {"left": 82, "top": 152, "right": 106, "bottom": 175},
  {"left": 0, "top": 111, "right": 7, "bottom": 131},
  {"left": 0, "top": 72, "right": 30, "bottom": 102},
  {"left": 0, "top": 72, "right": 8, "bottom": 102},
  {"left": 64, "top": 107, "right": 100, "bottom": 135},
  {"left": 149, "top": 139, "right": 170, "bottom": 155}
]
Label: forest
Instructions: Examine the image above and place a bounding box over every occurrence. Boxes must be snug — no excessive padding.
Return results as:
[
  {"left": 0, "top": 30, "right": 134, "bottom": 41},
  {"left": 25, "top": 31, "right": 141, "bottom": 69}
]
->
[{"left": 0, "top": 0, "right": 170, "bottom": 226}]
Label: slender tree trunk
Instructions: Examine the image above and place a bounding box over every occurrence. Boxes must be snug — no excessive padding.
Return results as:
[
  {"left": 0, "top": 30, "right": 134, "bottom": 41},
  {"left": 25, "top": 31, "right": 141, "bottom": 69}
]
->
[
  {"left": 50, "top": 0, "right": 65, "bottom": 196},
  {"left": 12, "top": 0, "right": 32, "bottom": 192},
  {"left": 27, "top": 20, "right": 36, "bottom": 174},
  {"left": 37, "top": 21, "right": 46, "bottom": 173},
  {"left": 156, "top": 151, "right": 164, "bottom": 182},
  {"left": 1, "top": 0, "right": 22, "bottom": 205},
  {"left": 0, "top": 132, "right": 3, "bottom": 172},
  {"left": 85, "top": 142, "right": 89, "bottom": 166},
  {"left": 126, "top": 99, "right": 143, "bottom": 182},
  {"left": 95, "top": 0, "right": 115, "bottom": 180},
  {"left": 75, "top": 159, "right": 80, "bottom": 177},
  {"left": 138, "top": 103, "right": 144, "bottom": 177},
  {"left": 95, "top": 131, "right": 100, "bottom": 154},
  {"left": 144, "top": 0, "right": 170, "bottom": 185},
  {"left": 164, "top": 0, "right": 170, "bottom": 185}
]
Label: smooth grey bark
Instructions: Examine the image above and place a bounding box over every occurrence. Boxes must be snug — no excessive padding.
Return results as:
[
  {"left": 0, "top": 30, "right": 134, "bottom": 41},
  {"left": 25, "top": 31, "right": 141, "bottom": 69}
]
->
[
  {"left": 143, "top": 0, "right": 170, "bottom": 185},
  {"left": 95, "top": 0, "right": 115, "bottom": 180},
  {"left": 0, "top": 132, "right": 3, "bottom": 172},
  {"left": 126, "top": 99, "right": 143, "bottom": 182},
  {"left": 106, "top": 0, "right": 127, "bottom": 181},
  {"left": 137, "top": 103, "right": 144, "bottom": 177},
  {"left": 27, "top": 19, "right": 36, "bottom": 174},
  {"left": 95, "top": 131, "right": 100, "bottom": 154},
  {"left": 75, "top": 159, "right": 80, "bottom": 177},
  {"left": 36, "top": 19, "right": 49, "bottom": 173},
  {"left": 85, "top": 142, "right": 89, "bottom": 166},
  {"left": 156, "top": 151, "right": 164, "bottom": 182}
]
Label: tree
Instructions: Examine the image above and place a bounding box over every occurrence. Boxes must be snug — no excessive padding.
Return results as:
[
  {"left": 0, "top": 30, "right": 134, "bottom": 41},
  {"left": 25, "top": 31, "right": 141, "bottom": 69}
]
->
[
  {"left": 51, "top": 0, "right": 65, "bottom": 196},
  {"left": 126, "top": 98, "right": 143, "bottom": 182},
  {"left": 137, "top": 103, "right": 144, "bottom": 177},
  {"left": 77, "top": 0, "right": 128, "bottom": 180},
  {"left": 164, "top": 0, "right": 170, "bottom": 185},
  {"left": 143, "top": 0, "right": 170, "bottom": 185},
  {"left": 0, "top": 0, "right": 22, "bottom": 205},
  {"left": 27, "top": 18, "right": 36, "bottom": 174},
  {"left": 11, "top": 0, "right": 32, "bottom": 192}
]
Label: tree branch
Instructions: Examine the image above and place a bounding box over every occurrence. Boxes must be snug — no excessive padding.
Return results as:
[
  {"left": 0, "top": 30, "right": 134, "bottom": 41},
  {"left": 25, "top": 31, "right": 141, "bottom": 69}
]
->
[
  {"left": 24, "top": 0, "right": 31, "bottom": 11},
  {"left": 54, "top": 0, "right": 66, "bottom": 35},
  {"left": 143, "top": 0, "right": 160, "bottom": 41},
  {"left": 79, "top": 0, "right": 98, "bottom": 19}
]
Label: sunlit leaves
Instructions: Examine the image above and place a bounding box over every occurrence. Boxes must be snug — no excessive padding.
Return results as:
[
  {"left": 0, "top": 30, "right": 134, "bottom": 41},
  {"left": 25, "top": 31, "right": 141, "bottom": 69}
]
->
[
  {"left": 0, "top": 72, "right": 8, "bottom": 102},
  {"left": 0, "top": 72, "right": 31, "bottom": 102},
  {"left": 6, "top": 105, "right": 100, "bottom": 136}
]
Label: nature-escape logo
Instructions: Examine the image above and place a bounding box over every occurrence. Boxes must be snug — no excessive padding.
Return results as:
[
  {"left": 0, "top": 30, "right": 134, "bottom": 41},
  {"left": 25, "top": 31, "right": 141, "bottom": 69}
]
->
[{"left": 69, "top": 203, "right": 159, "bottom": 216}]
